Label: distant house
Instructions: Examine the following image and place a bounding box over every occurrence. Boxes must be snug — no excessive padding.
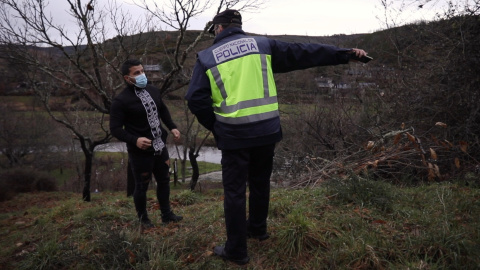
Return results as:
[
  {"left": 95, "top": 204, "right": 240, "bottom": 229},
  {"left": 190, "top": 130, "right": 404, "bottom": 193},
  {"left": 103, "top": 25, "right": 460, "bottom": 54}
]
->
[
  {"left": 346, "top": 68, "right": 372, "bottom": 78},
  {"left": 314, "top": 77, "right": 334, "bottom": 95},
  {"left": 335, "top": 82, "right": 350, "bottom": 89},
  {"left": 144, "top": 65, "right": 162, "bottom": 72},
  {"left": 358, "top": 82, "right": 378, "bottom": 88},
  {"left": 315, "top": 77, "right": 334, "bottom": 88}
]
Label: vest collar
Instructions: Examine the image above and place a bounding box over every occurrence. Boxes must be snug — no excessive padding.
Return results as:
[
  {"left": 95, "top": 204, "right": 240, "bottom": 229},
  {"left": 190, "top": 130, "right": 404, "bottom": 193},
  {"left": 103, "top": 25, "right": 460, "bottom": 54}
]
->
[{"left": 213, "top": 27, "right": 246, "bottom": 44}]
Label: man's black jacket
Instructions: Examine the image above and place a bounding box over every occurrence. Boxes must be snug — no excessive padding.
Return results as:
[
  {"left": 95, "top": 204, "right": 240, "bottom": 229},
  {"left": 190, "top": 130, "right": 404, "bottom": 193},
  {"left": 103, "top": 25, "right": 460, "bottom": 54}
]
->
[{"left": 110, "top": 84, "right": 177, "bottom": 154}]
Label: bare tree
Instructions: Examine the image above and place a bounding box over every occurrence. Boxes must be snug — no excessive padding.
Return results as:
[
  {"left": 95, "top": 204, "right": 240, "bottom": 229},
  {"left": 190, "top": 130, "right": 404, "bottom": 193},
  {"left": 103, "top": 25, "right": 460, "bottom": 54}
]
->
[
  {"left": 0, "top": 102, "right": 67, "bottom": 169},
  {"left": 0, "top": 0, "right": 268, "bottom": 200},
  {"left": 376, "top": 0, "right": 480, "bottom": 148},
  {"left": 278, "top": 0, "right": 480, "bottom": 186},
  {"left": 0, "top": 0, "right": 154, "bottom": 201},
  {"left": 271, "top": 0, "right": 480, "bottom": 186},
  {"left": 135, "top": 0, "right": 267, "bottom": 188},
  {"left": 135, "top": 0, "right": 267, "bottom": 96}
]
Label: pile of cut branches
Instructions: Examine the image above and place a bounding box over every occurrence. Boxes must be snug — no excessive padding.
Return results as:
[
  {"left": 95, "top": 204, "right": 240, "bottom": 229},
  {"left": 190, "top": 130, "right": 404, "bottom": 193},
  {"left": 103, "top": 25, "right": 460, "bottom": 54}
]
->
[{"left": 289, "top": 123, "right": 479, "bottom": 187}]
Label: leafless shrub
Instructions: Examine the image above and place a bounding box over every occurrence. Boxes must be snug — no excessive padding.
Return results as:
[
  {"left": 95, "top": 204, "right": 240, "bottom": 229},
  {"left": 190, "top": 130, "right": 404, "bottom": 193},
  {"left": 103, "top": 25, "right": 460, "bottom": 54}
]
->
[
  {"left": 0, "top": 168, "right": 57, "bottom": 201},
  {"left": 283, "top": 122, "right": 479, "bottom": 187}
]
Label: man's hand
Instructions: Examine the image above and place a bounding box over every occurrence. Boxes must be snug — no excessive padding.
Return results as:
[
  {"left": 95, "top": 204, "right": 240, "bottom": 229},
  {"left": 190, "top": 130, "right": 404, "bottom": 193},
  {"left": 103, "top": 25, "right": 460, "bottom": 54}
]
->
[
  {"left": 136, "top": 137, "right": 152, "bottom": 150},
  {"left": 171, "top": 129, "right": 181, "bottom": 142},
  {"left": 350, "top": 48, "right": 368, "bottom": 58},
  {"left": 348, "top": 48, "right": 371, "bottom": 63}
]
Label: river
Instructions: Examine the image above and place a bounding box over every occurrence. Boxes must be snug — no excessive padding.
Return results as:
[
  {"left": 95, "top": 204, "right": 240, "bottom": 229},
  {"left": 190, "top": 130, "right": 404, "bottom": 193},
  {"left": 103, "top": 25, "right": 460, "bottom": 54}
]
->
[{"left": 95, "top": 142, "right": 222, "bottom": 164}]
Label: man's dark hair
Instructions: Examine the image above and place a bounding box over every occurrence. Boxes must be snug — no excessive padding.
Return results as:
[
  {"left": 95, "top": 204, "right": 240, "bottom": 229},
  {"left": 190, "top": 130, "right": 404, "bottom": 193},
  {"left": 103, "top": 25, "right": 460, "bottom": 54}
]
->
[{"left": 121, "top": 59, "right": 142, "bottom": 76}]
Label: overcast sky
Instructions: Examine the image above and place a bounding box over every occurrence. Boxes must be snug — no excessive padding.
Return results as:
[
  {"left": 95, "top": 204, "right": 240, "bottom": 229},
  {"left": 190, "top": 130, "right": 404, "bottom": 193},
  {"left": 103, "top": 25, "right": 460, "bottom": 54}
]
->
[
  {"left": 242, "top": 0, "right": 383, "bottom": 36},
  {"left": 45, "top": 0, "right": 444, "bottom": 40}
]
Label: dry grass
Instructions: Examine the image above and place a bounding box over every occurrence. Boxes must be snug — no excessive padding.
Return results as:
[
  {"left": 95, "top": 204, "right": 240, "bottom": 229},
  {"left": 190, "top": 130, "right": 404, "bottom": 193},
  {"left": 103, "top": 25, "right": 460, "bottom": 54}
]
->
[{"left": 0, "top": 177, "right": 479, "bottom": 269}]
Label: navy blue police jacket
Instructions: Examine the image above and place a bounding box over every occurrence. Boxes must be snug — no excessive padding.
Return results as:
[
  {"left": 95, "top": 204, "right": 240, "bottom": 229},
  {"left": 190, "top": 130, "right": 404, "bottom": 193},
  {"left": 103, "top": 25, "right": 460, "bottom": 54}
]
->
[{"left": 185, "top": 27, "right": 352, "bottom": 150}]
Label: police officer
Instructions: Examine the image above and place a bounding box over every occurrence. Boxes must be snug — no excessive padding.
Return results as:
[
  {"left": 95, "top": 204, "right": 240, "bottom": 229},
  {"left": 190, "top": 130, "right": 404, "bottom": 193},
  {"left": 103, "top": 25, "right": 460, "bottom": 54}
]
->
[{"left": 185, "top": 9, "right": 368, "bottom": 265}]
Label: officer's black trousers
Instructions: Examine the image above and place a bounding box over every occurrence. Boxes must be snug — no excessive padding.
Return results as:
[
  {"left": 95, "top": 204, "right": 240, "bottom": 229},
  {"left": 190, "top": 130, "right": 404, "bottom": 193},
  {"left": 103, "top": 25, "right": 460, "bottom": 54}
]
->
[{"left": 221, "top": 143, "right": 275, "bottom": 258}]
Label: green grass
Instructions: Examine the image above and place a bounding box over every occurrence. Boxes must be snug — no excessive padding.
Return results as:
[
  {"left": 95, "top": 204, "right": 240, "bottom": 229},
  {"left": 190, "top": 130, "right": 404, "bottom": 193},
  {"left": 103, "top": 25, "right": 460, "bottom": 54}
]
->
[
  {"left": 0, "top": 96, "right": 37, "bottom": 105},
  {"left": 49, "top": 167, "right": 77, "bottom": 187},
  {"left": 1, "top": 177, "right": 479, "bottom": 269}
]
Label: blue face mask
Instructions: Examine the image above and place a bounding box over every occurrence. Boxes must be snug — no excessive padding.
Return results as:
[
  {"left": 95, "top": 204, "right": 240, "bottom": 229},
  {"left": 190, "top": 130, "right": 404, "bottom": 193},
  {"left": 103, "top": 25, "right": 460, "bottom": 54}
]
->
[{"left": 131, "top": 73, "right": 148, "bottom": 88}]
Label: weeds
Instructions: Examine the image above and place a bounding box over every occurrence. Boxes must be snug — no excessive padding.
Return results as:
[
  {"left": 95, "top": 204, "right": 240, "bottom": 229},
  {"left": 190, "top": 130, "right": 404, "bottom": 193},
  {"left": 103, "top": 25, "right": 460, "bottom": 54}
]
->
[
  {"left": 89, "top": 226, "right": 151, "bottom": 268},
  {"left": 1, "top": 181, "right": 479, "bottom": 269},
  {"left": 143, "top": 242, "right": 180, "bottom": 269},
  {"left": 276, "top": 209, "right": 324, "bottom": 257},
  {"left": 18, "top": 238, "right": 84, "bottom": 270},
  {"left": 269, "top": 196, "right": 293, "bottom": 218},
  {"left": 325, "top": 173, "right": 394, "bottom": 212},
  {"left": 173, "top": 190, "right": 201, "bottom": 206}
]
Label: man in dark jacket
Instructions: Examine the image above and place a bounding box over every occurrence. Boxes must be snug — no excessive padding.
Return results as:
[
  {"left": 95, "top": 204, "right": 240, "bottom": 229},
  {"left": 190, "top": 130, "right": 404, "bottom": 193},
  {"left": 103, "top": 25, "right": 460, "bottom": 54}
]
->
[
  {"left": 185, "top": 10, "right": 369, "bottom": 265},
  {"left": 110, "top": 59, "right": 183, "bottom": 229}
]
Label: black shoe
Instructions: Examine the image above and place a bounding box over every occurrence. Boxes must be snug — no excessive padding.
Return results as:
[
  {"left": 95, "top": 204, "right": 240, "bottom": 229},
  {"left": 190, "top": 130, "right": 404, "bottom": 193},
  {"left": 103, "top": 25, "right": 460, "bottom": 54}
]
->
[
  {"left": 140, "top": 219, "right": 155, "bottom": 230},
  {"left": 247, "top": 231, "right": 270, "bottom": 241},
  {"left": 213, "top": 246, "right": 250, "bottom": 265},
  {"left": 161, "top": 211, "right": 183, "bottom": 224}
]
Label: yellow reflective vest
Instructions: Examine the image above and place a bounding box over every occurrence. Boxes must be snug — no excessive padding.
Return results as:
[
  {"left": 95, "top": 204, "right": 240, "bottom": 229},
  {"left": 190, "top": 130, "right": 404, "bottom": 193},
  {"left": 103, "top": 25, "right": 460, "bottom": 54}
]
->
[
  {"left": 205, "top": 38, "right": 279, "bottom": 125},
  {"left": 186, "top": 28, "right": 352, "bottom": 149}
]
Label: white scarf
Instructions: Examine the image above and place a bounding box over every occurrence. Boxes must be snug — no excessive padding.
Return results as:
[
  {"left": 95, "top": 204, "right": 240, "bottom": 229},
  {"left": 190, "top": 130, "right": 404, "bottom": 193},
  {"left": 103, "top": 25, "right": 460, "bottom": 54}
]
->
[{"left": 135, "top": 88, "right": 164, "bottom": 153}]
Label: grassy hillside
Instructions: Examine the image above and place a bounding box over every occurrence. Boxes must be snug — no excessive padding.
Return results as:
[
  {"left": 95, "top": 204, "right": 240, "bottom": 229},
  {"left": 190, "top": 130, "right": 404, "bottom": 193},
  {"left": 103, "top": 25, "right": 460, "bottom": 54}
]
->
[
  {"left": 1, "top": 177, "right": 479, "bottom": 269},
  {"left": 1, "top": 15, "right": 479, "bottom": 269}
]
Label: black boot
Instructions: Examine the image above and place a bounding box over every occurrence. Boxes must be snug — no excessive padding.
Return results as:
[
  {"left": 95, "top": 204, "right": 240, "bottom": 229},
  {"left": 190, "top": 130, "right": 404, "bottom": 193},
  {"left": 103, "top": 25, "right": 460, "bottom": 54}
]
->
[
  {"left": 247, "top": 222, "right": 269, "bottom": 241},
  {"left": 213, "top": 246, "right": 250, "bottom": 265},
  {"left": 140, "top": 219, "right": 155, "bottom": 229},
  {"left": 247, "top": 230, "right": 269, "bottom": 241},
  {"left": 161, "top": 211, "right": 183, "bottom": 224}
]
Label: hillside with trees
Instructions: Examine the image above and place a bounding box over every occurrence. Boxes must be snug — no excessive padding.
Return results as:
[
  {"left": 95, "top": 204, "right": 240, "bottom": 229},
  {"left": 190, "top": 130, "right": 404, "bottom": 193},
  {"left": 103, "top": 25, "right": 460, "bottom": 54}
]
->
[
  {"left": 0, "top": 0, "right": 479, "bottom": 195},
  {"left": 270, "top": 14, "right": 480, "bottom": 187},
  {"left": 0, "top": 0, "right": 479, "bottom": 269}
]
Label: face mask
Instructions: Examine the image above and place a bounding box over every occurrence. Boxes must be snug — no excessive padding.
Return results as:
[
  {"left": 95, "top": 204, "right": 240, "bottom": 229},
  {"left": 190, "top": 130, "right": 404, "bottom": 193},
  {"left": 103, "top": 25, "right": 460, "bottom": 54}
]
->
[{"left": 130, "top": 73, "right": 148, "bottom": 88}]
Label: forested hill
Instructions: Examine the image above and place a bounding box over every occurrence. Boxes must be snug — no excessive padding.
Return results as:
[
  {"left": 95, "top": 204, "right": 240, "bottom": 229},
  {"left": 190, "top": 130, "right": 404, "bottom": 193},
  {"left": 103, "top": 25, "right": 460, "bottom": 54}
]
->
[{"left": 1, "top": 15, "right": 478, "bottom": 183}]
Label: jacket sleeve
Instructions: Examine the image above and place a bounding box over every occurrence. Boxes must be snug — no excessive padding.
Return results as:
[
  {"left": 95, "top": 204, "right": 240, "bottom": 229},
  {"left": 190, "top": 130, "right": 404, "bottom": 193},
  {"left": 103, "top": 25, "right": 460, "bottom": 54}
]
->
[
  {"left": 185, "top": 60, "right": 216, "bottom": 131},
  {"left": 109, "top": 98, "right": 138, "bottom": 146},
  {"left": 269, "top": 39, "right": 352, "bottom": 73}
]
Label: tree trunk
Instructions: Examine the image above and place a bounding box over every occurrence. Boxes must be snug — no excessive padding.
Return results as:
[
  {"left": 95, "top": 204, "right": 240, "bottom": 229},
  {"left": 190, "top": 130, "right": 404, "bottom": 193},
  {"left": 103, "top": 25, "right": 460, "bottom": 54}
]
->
[
  {"left": 173, "top": 158, "right": 178, "bottom": 187},
  {"left": 78, "top": 138, "right": 96, "bottom": 202},
  {"left": 83, "top": 151, "right": 93, "bottom": 202},
  {"left": 189, "top": 148, "right": 200, "bottom": 191},
  {"left": 181, "top": 159, "right": 187, "bottom": 183}
]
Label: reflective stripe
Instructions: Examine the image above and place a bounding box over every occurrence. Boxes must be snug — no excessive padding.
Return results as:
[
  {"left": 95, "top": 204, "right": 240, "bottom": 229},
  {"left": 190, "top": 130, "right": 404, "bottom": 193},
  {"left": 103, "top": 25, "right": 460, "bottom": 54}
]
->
[
  {"left": 215, "top": 110, "right": 280, "bottom": 124},
  {"left": 261, "top": 54, "right": 269, "bottom": 98},
  {"left": 211, "top": 66, "right": 227, "bottom": 100},
  {"left": 214, "top": 96, "right": 278, "bottom": 114},
  {"left": 209, "top": 53, "right": 278, "bottom": 125},
  {"left": 211, "top": 54, "right": 275, "bottom": 113}
]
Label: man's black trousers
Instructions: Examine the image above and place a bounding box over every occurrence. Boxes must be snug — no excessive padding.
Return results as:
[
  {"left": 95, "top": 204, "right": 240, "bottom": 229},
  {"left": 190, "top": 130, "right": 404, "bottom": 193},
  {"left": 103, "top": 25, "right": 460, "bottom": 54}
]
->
[
  {"left": 128, "top": 148, "right": 171, "bottom": 222},
  {"left": 221, "top": 143, "right": 275, "bottom": 258}
]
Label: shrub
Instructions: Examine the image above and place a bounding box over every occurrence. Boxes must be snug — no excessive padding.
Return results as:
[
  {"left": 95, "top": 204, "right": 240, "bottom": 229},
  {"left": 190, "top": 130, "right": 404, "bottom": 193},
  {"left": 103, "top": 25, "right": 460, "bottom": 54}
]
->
[
  {"left": 276, "top": 210, "right": 324, "bottom": 257},
  {"left": 18, "top": 239, "right": 82, "bottom": 270},
  {"left": 0, "top": 168, "right": 57, "bottom": 201},
  {"left": 172, "top": 190, "right": 200, "bottom": 206}
]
